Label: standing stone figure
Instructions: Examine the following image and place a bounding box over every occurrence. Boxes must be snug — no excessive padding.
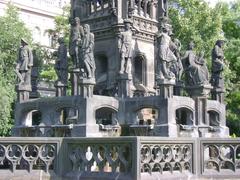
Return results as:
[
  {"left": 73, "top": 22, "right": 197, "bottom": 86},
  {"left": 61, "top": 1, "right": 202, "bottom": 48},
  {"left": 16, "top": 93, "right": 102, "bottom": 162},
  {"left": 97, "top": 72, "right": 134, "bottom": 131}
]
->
[
  {"left": 211, "top": 40, "right": 225, "bottom": 89},
  {"left": 156, "top": 22, "right": 177, "bottom": 79},
  {"left": 170, "top": 37, "right": 183, "bottom": 81},
  {"left": 69, "top": 17, "right": 84, "bottom": 68},
  {"left": 80, "top": 24, "right": 95, "bottom": 79},
  {"left": 55, "top": 37, "right": 68, "bottom": 84},
  {"left": 182, "top": 42, "right": 209, "bottom": 86},
  {"left": 16, "top": 38, "right": 33, "bottom": 87},
  {"left": 119, "top": 19, "right": 133, "bottom": 75}
]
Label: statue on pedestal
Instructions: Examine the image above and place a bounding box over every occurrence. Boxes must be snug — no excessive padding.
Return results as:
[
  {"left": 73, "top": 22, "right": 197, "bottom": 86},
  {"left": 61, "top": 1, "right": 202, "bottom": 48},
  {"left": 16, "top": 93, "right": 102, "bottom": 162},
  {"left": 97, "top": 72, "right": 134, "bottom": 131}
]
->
[
  {"left": 156, "top": 19, "right": 177, "bottom": 80},
  {"left": 119, "top": 19, "right": 134, "bottom": 75},
  {"left": 211, "top": 40, "right": 225, "bottom": 89},
  {"left": 16, "top": 38, "right": 33, "bottom": 88},
  {"left": 69, "top": 17, "right": 83, "bottom": 69},
  {"left": 80, "top": 24, "right": 95, "bottom": 79},
  {"left": 182, "top": 42, "right": 209, "bottom": 86},
  {"left": 54, "top": 37, "right": 68, "bottom": 85}
]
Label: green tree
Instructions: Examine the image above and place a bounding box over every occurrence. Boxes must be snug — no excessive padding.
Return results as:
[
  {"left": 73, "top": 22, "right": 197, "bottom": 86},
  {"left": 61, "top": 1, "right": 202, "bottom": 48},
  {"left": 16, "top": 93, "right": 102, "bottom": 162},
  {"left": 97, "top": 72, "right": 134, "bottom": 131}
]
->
[
  {"left": 0, "top": 3, "right": 32, "bottom": 136},
  {"left": 169, "top": 0, "right": 223, "bottom": 58},
  {"left": 38, "top": 5, "right": 70, "bottom": 82},
  {"left": 216, "top": 1, "right": 240, "bottom": 136}
]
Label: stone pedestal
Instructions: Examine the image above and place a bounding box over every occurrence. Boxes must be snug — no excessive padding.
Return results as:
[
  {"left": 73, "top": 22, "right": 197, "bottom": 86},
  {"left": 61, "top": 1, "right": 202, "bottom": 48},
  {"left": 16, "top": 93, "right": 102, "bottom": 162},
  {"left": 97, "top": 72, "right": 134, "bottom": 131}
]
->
[
  {"left": 70, "top": 68, "right": 80, "bottom": 96},
  {"left": 117, "top": 73, "right": 134, "bottom": 98},
  {"left": 156, "top": 78, "right": 175, "bottom": 98},
  {"left": 16, "top": 84, "right": 32, "bottom": 103},
  {"left": 79, "top": 78, "right": 95, "bottom": 98},
  {"left": 211, "top": 87, "right": 224, "bottom": 103},
  {"left": 186, "top": 84, "right": 212, "bottom": 98},
  {"left": 174, "top": 81, "right": 184, "bottom": 96},
  {"left": 55, "top": 81, "right": 67, "bottom": 97}
]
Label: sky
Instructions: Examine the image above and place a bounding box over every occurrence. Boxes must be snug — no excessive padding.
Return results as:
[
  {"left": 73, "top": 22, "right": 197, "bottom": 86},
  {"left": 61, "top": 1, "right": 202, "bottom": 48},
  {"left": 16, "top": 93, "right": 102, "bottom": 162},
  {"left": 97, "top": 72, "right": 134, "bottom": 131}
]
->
[{"left": 205, "top": 0, "right": 233, "bottom": 7}]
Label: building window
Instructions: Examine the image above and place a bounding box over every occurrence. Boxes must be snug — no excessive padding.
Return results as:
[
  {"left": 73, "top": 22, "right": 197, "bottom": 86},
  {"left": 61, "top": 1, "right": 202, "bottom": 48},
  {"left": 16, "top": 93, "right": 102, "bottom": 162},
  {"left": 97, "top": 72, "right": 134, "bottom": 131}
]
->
[
  {"left": 33, "top": 26, "right": 41, "bottom": 43},
  {"left": 134, "top": 53, "right": 146, "bottom": 85}
]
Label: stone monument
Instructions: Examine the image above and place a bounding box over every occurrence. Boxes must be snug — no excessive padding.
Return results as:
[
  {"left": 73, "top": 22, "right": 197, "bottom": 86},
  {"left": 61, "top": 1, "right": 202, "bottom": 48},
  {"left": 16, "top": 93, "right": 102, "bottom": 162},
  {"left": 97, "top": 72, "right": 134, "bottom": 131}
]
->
[
  {"left": 15, "top": 38, "right": 33, "bottom": 102},
  {"left": 10, "top": 1, "right": 238, "bottom": 179}
]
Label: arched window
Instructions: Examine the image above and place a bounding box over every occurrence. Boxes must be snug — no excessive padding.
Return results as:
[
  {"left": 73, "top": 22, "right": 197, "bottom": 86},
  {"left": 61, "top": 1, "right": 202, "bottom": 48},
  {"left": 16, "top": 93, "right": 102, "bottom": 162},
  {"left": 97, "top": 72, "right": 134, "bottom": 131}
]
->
[
  {"left": 176, "top": 108, "right": 194, "bottom": 125},
  {"left": 208, "top": 111, "right": 220, "bottom": 126},
  {"left": 134, "top": 53, "right": 146, "bottom": 85},
  {"left": 95, "top": 107, "right": 117, "bottom": 125},
  {"left": 136, "top": 108, "right": 158, "bottom": 125},
  {"left": 31, "top": 110, "right": 42, "bottom": 126},
  {"left": 33, "top": 26, "right": 41, "bottom": 43}
]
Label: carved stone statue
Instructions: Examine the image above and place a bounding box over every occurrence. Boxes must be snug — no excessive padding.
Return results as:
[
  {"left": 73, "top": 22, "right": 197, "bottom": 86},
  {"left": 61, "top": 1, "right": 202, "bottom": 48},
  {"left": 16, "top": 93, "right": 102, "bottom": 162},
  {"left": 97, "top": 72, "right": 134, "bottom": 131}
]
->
[
  {"left": 69, "top": 17, "right": 84, "bottom": 69},
  {"left": 156, "top": 21, "right": 177, "bottom": 79},
  {"left": 119, "top": 19, "right": 133, "bottom": 75},
  {"left": 182, "top": 42, "right": 209, "bottom": 86},
  {"left": 16, "top": 38, "right": 33, "bottom": 87},
  {"left": 55, "top": 37, "right": 68, "bottom": 85},
  {"left": 80, "top": 24, "right": 95, "bottom": 79},
  {"left": 211, "top": 40, "right": 225, "bottom": 89},
  {"left": 170, "top": 37, "right": 183, "bottom": 81}
]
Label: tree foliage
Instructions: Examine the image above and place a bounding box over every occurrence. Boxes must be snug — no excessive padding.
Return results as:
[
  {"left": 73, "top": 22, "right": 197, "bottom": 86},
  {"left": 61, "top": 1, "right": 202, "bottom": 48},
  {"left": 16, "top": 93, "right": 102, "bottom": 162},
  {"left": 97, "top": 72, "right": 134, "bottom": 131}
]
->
[
  {"left": 0, "top": 3, "right": 32, "bottom": 136},
  {"left": 216, "top": 1, "right": 240, "bottom": 136},
  {"left": 38, "top": 5, "right": 70, "bottom": 82}
]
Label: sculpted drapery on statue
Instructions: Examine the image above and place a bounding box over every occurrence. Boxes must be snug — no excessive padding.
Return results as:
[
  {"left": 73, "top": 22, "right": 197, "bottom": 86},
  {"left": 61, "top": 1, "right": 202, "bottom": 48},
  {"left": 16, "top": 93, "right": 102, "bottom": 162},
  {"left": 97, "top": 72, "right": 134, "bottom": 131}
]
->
[
  {"left": 119, "top": 19, "right": 134, "bottom": 75},
  {"left": 156, "top": 19, "right": 177, "bottom": 80},
  {"left": 80, "top": 24, "right": 95, "bottom": 79},
  {"left": 182, "top": 42, "right": 209, "bottom": 86},
  {"left": 16, "top": 39, "right": 33, "bottom": 87},
  {"left": 211, "top": 40, "right": 225, "bottom": 89},
  {"left": 69, "top": 17, "right": 84, "bottom": 69},
  {"left": 170, "top": 37, "right": 183, "bottom": 81},
  {"left": 55, "top": 37, "right": 68, "bottom": 85}
]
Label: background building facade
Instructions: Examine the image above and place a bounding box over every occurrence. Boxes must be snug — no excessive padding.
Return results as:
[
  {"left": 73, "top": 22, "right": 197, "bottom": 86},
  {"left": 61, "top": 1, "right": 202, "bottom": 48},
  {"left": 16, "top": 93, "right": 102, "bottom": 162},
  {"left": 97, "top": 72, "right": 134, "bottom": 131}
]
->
[{"left": 0, "top": 0, "right": 70, "bottom": 47}]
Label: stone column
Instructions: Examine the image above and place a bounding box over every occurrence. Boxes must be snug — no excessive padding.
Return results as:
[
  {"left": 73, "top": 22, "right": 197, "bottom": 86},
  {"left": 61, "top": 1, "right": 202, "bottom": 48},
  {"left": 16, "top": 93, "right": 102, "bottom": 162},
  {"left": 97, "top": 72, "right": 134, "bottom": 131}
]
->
[
  {"left": 117, "top": 74, "right": 134, "bottom": 98},
  {"left": 55, "top": 81, "right": 67, "bottom": 97},
  {"left": 211, "top": 87, "right": 224, "bottom": 104},
  {"left": 156, "top": 78, "right": 175, "bottom": 98},
  {"left": 70, "top": 68, "right": 80, "bottom": 96},
  {"left": 79, "top": 78, "right": 95, "bottom": 98},
  {"left": 186, "top": 84, "right": 212, "bottom": 137},
  {"left": 16, "top": 84, "right": 32, "bottom": 103}
]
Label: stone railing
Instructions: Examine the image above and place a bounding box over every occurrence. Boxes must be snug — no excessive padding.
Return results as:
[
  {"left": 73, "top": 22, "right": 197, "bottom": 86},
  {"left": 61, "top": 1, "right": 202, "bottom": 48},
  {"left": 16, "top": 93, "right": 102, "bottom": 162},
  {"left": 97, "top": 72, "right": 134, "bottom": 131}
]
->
[
  {"left": 0, "top": 137, "right": 240, "bottom": 179},
  {"left": 200, "top": 138, "right": 240, "bottom": 176}
]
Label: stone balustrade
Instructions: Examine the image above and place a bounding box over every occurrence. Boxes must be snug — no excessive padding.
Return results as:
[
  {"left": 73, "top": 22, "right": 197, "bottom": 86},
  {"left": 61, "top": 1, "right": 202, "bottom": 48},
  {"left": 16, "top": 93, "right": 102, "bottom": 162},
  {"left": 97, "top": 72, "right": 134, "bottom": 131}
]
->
[{"left": 0, "top": 137, "right": 240, "bottom": 179}]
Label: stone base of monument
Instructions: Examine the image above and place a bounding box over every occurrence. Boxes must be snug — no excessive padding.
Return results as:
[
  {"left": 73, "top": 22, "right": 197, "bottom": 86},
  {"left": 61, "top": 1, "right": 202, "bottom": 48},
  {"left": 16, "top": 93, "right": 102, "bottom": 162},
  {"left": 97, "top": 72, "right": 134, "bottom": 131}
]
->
[
  {"left": 211, "top": 87, "right": 225, "bottom": 103},
  {"left": 70, "top": 124, "right": 103, "bottom": 137},
  {"left": 16, "top": 84, "right": 32, "bottom": 102},
  {"left": 174, "top": 80, "right": 184, "bottom": 96},
  {"left": 54, "top": 80, "right": 67, "bottom": 96},
  {"left": 117, "top": 73, "right": 134, "bottom": 98},
  {"left": 156, "top": 78, "right": 175, "bottom": 98},
  {"left": 79, "top": 78, "right": 96, "bottom": 98},
  {"left": 186, "top": 84, "right": 213, "bottom": 97},
  {"left": 153, "top": 124, "right": 178, "bottom": 137},
  {"left": 70, "top": 68, "right": 80, "bottom": 95}
]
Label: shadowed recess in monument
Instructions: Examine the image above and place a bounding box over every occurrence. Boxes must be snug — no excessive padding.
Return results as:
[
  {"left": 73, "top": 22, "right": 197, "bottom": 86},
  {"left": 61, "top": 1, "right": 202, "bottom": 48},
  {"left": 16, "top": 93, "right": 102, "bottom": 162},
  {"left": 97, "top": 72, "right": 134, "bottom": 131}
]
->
[
  {"left": 130, "top": 107, "right": 158, "bottom": 136},
  {"left": 32, "top": 110, "right": 42, "bottom": 126},
  {"left": 133, "top": 53, "right": 147, "bottom": 97},
  {"left": 208, "top": 110, "right": 220, "bottom": 127},
  {"left": 95, "top": 107, "right": 118, "bottom": 125},
  {"left": 94, "top": 54, "right": 109, "bottom": 95},
  {"left": 176, "top": 107, "right": 194, "bottom": 126}
]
